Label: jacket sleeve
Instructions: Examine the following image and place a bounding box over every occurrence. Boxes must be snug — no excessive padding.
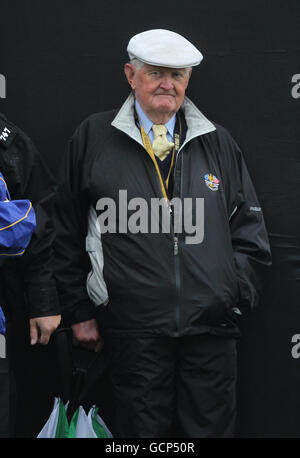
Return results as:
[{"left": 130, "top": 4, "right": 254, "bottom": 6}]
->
[
  {"left": 0, "top": 119, "right": 60, "bottom": 318},
  {"left": 226, "top": 134, "right": 272, "bottom": 312},
  {"left": 53, "top": 124, "right": 96, "bottom": 326}
]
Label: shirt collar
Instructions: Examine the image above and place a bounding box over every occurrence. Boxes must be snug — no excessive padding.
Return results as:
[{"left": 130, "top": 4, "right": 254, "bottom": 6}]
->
[
  {"left": 111, "top": 93, "right": 216, "bottom": 150},
  {"left": 135, "top": 99, "right": 176, "bottom": 138}
]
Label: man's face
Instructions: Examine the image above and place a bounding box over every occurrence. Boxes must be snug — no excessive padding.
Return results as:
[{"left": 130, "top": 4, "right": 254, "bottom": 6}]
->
[{"left": 125, "top": 63, "right": 192, "bottom": 121}]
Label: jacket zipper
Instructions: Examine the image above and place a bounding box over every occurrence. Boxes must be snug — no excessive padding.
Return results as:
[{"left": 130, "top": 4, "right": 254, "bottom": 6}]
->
[
  {"left": 173, "top": 149, "right": 183, "bottom": 336},
  {"left": 173, "top": 235, "right": 181, "bottom": 336},
  {"left": 146, "top": 147, "right": 183, "bottom": 336}
]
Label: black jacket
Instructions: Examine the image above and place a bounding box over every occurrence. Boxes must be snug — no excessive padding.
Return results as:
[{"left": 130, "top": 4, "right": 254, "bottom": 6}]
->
[
  {"left": 54, "top": 95, "right": 272, "bottom": 335},
  {"left": 0, "top": 113, "right": 60, "bottom": 319}
]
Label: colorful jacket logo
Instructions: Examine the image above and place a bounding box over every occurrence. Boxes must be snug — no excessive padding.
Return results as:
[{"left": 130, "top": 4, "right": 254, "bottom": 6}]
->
[{"left": 204, "top": 173, "right": 220, "bottom": 191}]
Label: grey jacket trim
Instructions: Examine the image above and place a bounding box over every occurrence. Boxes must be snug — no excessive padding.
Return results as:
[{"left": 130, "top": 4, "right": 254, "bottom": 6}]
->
[{"left": 86, "top": 205, "right": 109, "bottom": 307}]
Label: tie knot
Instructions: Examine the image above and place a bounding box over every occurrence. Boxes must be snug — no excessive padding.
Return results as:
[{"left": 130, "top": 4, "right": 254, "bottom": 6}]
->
[
  {"left": 151, "top": 124, "right": 174, "bottom": 161},
  {"left": 152, "top": 124, "right": 167, "bottom": 138}
]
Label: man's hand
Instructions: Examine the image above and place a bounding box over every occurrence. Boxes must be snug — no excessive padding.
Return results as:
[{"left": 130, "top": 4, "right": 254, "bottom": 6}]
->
[
  {"left": 30, "top": 314, "right": 61, "bottom": 345},
  {"left": 71, "top": 318, "right": 103, "bottom": 353}
]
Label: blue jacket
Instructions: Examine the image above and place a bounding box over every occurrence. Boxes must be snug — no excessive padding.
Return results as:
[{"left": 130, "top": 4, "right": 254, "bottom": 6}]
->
[{"left": 0, "top": 171, "right": 36, "bottom": 256}]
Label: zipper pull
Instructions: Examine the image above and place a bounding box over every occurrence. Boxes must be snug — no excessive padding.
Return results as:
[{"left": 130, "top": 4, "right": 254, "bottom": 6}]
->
[{"left": 174, "top": 236, "right": 179, "bottom": 255}]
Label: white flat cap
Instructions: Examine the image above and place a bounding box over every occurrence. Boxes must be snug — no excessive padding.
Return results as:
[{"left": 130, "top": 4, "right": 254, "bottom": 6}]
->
[{"left": 127, "top": 29, "right": 203, "bottom": 68}]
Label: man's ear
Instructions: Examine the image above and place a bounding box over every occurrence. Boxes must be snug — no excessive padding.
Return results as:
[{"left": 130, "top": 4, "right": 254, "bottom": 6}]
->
[{"left": 124, "top": 63, "right": 136, "bottom": 90}]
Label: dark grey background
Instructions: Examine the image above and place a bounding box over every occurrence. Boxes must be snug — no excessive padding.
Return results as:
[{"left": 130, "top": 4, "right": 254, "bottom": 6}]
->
[{"left": 0, "top": 0, "right": 299, "bottom": 437}]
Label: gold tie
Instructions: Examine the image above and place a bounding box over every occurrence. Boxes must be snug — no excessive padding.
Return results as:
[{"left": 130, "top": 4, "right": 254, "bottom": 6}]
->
[{"left": 152, "top": 125, "right": 174, "bottom": 161}]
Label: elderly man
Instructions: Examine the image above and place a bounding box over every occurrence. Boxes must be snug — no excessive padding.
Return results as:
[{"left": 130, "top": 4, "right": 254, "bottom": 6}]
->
[{"left": 54, "top": 29, "right": 271, "bottom": 438}]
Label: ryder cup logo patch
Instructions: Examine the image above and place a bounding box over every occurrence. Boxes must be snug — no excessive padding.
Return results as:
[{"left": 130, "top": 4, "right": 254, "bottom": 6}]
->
[{"left": 204, "top": 173, "right": 220, "bottom": 191}]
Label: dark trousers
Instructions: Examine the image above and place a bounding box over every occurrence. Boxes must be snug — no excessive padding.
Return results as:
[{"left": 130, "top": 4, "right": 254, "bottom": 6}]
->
[{"left": 106, "top": 333, "right": 238, "bottom": 438}]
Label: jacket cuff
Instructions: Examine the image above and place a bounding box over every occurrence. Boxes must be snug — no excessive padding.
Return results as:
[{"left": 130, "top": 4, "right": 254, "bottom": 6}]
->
[
  {"left": 61, "top": 300, "right": 96, "bottom": 327},
  {"left": 26, "top": 286, "right": 61, "bottom": 318}
]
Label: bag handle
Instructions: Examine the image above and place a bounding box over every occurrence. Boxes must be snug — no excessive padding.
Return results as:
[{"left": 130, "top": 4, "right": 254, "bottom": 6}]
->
[{"left": 52, "top": 327, "right": 108, "bottom": 421}]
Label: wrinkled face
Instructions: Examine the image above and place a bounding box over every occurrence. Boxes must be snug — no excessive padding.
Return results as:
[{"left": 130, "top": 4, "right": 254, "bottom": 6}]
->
[{"left": 124, "top": 63, "right": 192, "bottom": 121}]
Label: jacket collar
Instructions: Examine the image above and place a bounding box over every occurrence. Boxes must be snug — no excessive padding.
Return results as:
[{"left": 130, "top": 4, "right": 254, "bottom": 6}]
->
[{"left": 111, "top": 92, "right": 216, "bottom": 151}]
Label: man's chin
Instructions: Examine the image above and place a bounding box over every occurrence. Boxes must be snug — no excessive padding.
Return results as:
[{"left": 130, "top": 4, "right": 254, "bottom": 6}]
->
[{"left": 153, "top": 103, "right": 176, "bottom": 113}]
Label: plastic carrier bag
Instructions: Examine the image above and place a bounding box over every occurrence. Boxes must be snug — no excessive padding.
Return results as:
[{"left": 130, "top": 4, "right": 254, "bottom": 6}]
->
[
  {"left": 37, "top": 398, "right": 112, "bottom": 438},
  {"left": 37, "top": 328, "right": 113, "bottom": 438}
]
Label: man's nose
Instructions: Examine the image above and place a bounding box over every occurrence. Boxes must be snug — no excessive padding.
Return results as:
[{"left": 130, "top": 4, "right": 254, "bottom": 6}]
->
[{"left": 160, "top": 75, "right": 174, "bottom": 90}]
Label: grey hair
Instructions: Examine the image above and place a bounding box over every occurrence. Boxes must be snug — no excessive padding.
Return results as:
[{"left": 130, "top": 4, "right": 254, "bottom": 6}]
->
[{"left": 129, "top": 58, "right": 146, "bottom": 70}]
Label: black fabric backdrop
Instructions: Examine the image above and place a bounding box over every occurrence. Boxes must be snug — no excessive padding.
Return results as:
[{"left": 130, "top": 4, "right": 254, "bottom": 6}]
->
[{"left": 0, "top": 0, "right": 299, "bottom": 437}]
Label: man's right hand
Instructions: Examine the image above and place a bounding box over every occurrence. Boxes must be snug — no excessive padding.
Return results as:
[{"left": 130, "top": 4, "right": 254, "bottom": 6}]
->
[
  {"left": 30, "top": 315, "right": 61, "bottom": 345},
  {"left": 71, "top": 318, "right": 103, "bottom": 352}
]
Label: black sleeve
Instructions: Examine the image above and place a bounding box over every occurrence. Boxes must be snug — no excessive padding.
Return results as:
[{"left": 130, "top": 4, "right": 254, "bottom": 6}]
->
[
  {"left": 227, "top": 135, "right": 272, "bottom": 312},
  {"left": 0, "top": 115, "right": 60, "bottom": 317},
  {"left": 53, "top": 124, "right": 96, "bottom": 326}
]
